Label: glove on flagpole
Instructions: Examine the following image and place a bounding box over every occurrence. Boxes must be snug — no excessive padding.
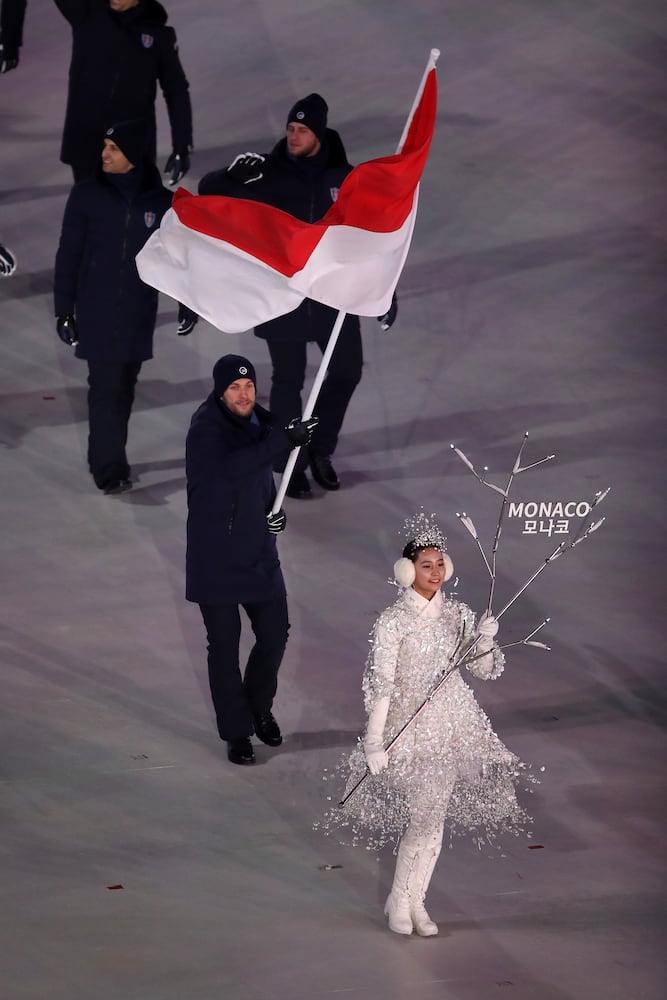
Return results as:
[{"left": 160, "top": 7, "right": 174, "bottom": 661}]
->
[{"left": 273, "top": 48, "right": 440, "bottom": 511}]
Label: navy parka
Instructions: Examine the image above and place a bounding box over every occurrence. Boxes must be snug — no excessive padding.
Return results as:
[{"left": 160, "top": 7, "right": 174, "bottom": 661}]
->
[
  {"left": 185, "top": 396, "right": 292, "bottom": 605},
  {"left": 53, "top": 160, "right": 172, "bottom": 362},
  {"left": 54, "top": 0, "right": 192, "bottom": 168}
]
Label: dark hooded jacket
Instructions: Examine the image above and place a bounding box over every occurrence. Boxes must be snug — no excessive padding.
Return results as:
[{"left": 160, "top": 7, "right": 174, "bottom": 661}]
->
[
  {"left": 53, "top": 159, "right": 172, "bottom": 362},
  {"left": 198, "top": 129, "right": 361, "bottom": 344},
  {"left": 54, "top": 0, "right": 192, "bottom": 169},
  {"left": 185, "top": 391, "right": 292, "bottom": 605}
]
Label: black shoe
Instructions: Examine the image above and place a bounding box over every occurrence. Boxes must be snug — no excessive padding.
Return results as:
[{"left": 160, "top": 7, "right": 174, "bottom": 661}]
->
[
  {"left": 103, "top": 479, "right": 132, "bottom": 495},
  {"left": 309, "top": 453, "right": 339, "bottom": 491},
  {"left": 285, "top": 471, "right": 312, "bottom": 499},
  {"left": 227, "top": 737, "right": 256, "bottom": 765},
  {"left": 253, "top": 711, "right": 282, "bottom": 747}
]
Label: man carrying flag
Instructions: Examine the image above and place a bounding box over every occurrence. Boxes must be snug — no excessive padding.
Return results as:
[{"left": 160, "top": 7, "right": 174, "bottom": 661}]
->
[
  {"left": 198, "top": 94, "right": 398, "bottom": 499},
  {"left": 137, "top": 51, "right": 438, "bottom": 502}
]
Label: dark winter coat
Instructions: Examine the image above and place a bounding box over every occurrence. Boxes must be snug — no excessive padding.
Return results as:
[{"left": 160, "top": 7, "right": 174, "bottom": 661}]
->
[
  {"left": 185, "top": 396, "right": 291, "bottom": 605},
  {"left": 54, "top": 0, "right": 192, "bottom": 169},
  {"left": 54, "top": 160, "right": 172, "bottom": 362},
  {"left": 198, "top": 129, "right": 361, "bottom": 345},
  {"left": 0, "top": 0, "right": 27, "bottom": 50}
]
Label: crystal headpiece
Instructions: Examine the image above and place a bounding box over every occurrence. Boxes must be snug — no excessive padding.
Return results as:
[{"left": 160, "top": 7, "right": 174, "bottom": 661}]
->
[{"left": 401, "top": 509, "right": 448, "bottom": 554}]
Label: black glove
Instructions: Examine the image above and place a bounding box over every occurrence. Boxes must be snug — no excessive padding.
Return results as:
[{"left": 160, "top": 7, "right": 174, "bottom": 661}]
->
[
  {"left": 0, "top": 243, "right": 16, "bottom": 276},
  {"left": 0, "top": 44, "right": 20, "bottom": 74},
  {"left": 226, "top": 152, "right": 266, "bottom": 185},
  {"left": 266, "top": 509, "right": 287, "bottom": 534},
  {"left": 177, "top": 304, "right": 198, "bottom": 336},
  {"left": 56, "top": 315, "right": 78, "bottom": 346},
  {"left": 285, "top": 416, "right": 319, "bottom": 448},
  {"left": 377, "top": 292, "right": 398, "bottom": 331},
  {"left": 164, "top": 150, "right": 191, "bottom": 186}
]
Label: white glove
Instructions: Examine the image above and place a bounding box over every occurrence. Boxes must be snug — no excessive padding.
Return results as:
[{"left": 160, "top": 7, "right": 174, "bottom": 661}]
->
[
  {"left": 363, "top": 694, "right": 390, "bottom": 775},
  {"left": 476, "top": 612, "right": 499, "bottom": 651}
]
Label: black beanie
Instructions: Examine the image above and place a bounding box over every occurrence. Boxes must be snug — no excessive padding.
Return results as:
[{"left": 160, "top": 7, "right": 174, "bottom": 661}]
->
[
  {"left": 286, "top": 93, "right": 328, "bottom": 144},
  {"left": 104, "top": 119, "right": 148, "bottom": 167},
  {"left": 213, "top": 355, "right": 257, "bottom": 395}
]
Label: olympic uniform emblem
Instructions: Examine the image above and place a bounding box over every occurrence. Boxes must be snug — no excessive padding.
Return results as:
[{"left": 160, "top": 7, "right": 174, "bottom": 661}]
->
[
  {"left": 144, "top": 211, "right": 156, "bottom": 228},
  {"left": 141, "top": 34, "right": 154, "bottom": 49}
]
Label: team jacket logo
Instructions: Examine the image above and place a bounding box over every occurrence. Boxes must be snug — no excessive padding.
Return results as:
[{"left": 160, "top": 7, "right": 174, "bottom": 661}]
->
[
  {"left": 330, "top": 187, "right": 339, "bottom": 202},
  {"left": 144, "top": 211, "right": 156, "bottom": 228},
  {"left": 141, "top": 34, "right": 154, "bottom": 48}
]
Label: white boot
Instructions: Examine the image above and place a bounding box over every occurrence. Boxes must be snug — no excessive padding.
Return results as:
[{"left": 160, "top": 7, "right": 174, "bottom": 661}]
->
[
  {"left": 407, "top": 828, "right": 443, "bottom": 937},
  {"left": 384, "top": 839, "right": 418, "bottom": 934},
  {"left": 384, "top": 889, "right": 413, "bottom": 935},
  {"left": 409, "top": 849, "right": 440, "bottom": 936}
]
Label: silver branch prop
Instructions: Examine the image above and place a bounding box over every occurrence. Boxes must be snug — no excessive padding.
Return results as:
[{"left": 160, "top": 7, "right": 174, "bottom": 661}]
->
[
  {"left": 452, "top": 434, "right": 607, "bottom": 622},
  {"left": 498, "top": 618, "right": 551, "bottom": 652},
  {"left": 339, "top": 612, "right": 521, "bottom": 807},
  {"left": 452, "top": 432, "right": 555, "bottom": 612},
  {"left": 339, "top": 435, "right": 609, "bottom": 809},
  {"left": 338, "top": 613, "right": 555, "bottom": 807}
]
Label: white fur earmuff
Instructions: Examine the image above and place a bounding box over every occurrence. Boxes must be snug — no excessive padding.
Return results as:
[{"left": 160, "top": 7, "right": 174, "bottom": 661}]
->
[
  {"left": 393, "top": 552, "right": 455, "bottom": 588},
  {"left": 393, "top": 557, "right": 416, "bottom": 588}
]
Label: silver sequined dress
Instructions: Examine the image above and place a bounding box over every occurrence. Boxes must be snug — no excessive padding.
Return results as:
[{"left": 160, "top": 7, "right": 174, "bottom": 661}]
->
[{"left": 322, "top": 587, "right": 533, "bottom": 851}]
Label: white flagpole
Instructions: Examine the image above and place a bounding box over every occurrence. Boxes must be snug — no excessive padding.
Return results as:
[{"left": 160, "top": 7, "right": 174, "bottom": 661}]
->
[
  {"left": 395, "top": 48, "right": 440, "bottom": 156},
  {"left": 272, "top": 310, "right": 346, "bottom": 512},
  {"left": 272, "top": 48, "right": 440, "bottom": 514}
]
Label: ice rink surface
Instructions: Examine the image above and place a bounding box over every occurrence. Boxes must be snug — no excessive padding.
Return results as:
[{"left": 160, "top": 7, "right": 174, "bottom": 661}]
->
[{"left": 1, "top": 1, "right": 665, "bottom": 998}]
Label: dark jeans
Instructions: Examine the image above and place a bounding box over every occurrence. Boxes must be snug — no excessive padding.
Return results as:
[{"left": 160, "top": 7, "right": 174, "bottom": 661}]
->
[
  {"left": 87, "top": 360, "right": 141, "bottom": 489},
  {"left": 199, "top": 598, "right": 290, "bottom": 741},
  {"left": 266, "top": 325, "right": 363, "bottom": 472}
]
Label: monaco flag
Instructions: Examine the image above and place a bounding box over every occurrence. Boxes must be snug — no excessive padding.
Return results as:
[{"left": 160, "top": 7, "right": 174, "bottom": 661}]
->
[{"left": 136, "top": 51, "right": 438, "bottom": 333}]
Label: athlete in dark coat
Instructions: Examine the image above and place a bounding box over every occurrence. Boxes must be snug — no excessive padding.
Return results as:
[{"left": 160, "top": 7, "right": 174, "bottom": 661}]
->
[
  {"left": 198, "top": 93, "right": 397, "bottom": 499},
  {"left": 52, "top": 0, "right": 192, "bottom": 181},
  {"left": 54, "top": 119, "right": 173, "bottom": 492},
  {"left": 186, "top": 354, "right": 317, "bottom": 765}
]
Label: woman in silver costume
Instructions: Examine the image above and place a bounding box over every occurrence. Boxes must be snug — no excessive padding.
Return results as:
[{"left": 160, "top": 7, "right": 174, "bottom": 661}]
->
[{"left": 328, "top": 513, "right": 532, "bottom": 937}]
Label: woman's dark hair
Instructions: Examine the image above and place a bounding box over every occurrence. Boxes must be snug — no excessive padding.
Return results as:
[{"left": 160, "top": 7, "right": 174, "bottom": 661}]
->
[{"left": 402, "top": 539, "right": 442, "bottom": 562}]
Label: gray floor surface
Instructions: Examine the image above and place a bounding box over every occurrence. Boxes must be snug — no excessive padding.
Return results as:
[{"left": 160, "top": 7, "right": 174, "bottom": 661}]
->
[{"left": 1, "top": 1, "right": 666, "bottom": 998}]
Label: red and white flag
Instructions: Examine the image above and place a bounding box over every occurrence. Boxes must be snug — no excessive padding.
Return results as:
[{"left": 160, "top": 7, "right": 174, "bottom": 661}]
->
[{"left": 136, "top": 51, "right": 438, "bottom": 333}]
